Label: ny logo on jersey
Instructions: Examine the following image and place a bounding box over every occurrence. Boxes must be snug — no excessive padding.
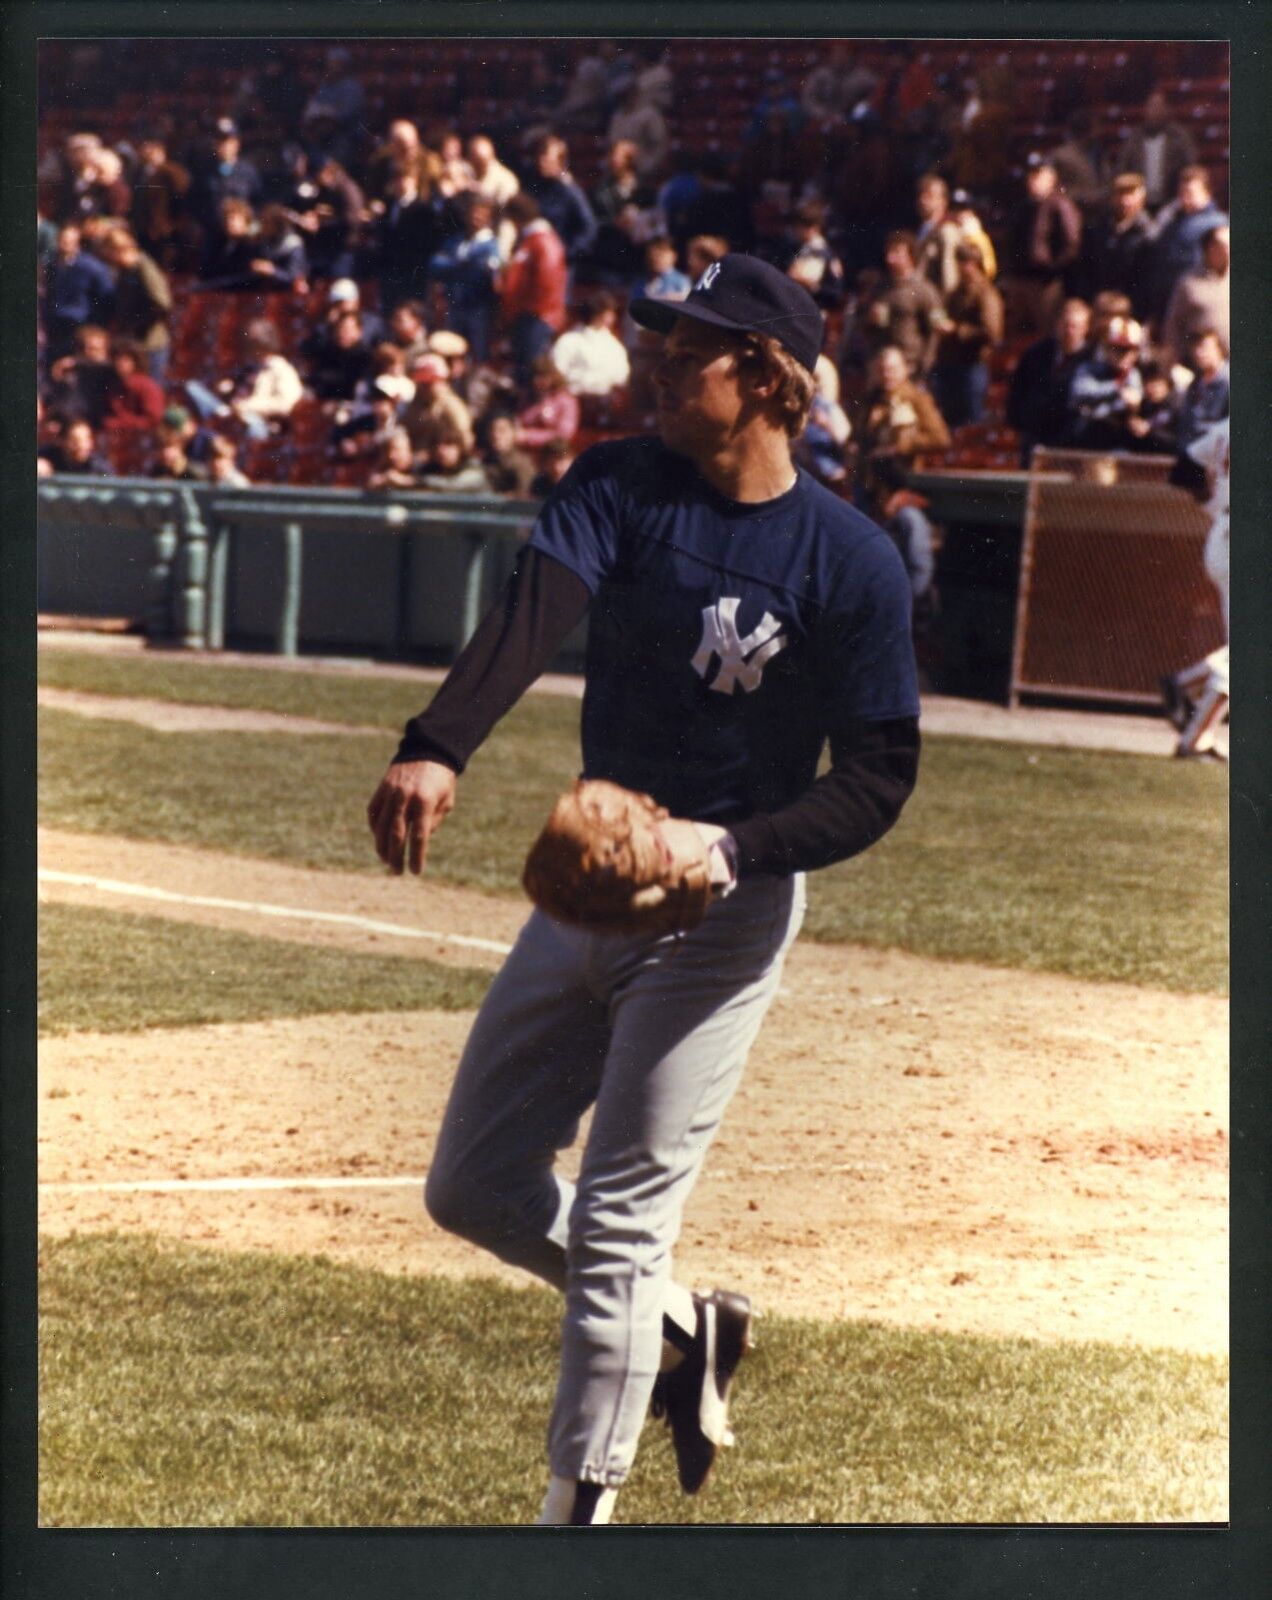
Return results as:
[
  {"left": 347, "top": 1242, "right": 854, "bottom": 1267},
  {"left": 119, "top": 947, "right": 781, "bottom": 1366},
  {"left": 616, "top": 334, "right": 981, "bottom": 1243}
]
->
[
  {"left": 691, "top": 597, "right": 788, "bottom": 694},
  {"left": 695, "top": 261, "right": 722, "bottom": 293}
]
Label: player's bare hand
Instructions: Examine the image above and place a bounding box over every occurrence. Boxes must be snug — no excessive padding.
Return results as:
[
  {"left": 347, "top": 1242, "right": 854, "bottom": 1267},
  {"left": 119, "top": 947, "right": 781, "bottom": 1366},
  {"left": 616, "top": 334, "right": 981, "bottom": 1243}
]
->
[{"left": 366, "top": 760, "right": 457, "bottom": 876}]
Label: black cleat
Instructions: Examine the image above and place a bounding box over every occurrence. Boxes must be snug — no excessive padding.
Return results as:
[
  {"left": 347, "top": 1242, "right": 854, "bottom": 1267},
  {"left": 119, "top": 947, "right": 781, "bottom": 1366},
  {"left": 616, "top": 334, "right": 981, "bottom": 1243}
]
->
[
  {"left": 1160, "top": 675, "right": 1193, "bottom": 732},
  {"left": 650, "top": 1289, "right": 754, "bottom": 1494}
]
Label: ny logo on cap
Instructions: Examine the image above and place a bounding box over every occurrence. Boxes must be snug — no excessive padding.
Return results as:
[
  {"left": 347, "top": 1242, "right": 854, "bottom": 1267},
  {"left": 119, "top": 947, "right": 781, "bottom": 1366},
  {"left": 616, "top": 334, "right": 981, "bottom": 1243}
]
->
[
  {"left": 695, "top": 261, "right": 722, "bottom": 293},
  {"left": 691, "top": 597, "right": 787, "bottom": 694}
]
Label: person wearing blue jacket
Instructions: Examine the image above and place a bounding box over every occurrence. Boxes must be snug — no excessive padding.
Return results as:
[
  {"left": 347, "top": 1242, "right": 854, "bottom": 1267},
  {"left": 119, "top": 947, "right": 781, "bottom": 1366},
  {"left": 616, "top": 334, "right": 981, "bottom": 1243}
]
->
[
  {"left": 45, "top": 223, "right": 114, "bottom": 360},
  {"left": 429, "top": 194, "right": 503, "bottom": 361}
]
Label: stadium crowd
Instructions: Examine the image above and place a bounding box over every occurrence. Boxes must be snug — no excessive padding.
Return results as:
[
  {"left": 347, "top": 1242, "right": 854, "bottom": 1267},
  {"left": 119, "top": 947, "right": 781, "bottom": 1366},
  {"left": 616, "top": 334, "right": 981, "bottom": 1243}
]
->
[{"left": 36, "top": 38, "right": 1230, "bottom": 609}]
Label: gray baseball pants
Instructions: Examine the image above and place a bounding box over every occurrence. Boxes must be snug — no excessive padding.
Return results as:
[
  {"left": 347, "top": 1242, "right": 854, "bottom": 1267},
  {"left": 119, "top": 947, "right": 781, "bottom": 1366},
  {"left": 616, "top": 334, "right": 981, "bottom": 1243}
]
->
[{"left": 425, "top": 871, "right": 806, "bottom": 1488}]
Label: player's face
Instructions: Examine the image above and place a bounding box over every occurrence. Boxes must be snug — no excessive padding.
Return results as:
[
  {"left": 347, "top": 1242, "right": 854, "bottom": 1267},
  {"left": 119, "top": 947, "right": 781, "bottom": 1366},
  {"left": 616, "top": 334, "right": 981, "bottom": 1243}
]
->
[{"left": 653, "top": 321, "right": 750, "bottom": 454}]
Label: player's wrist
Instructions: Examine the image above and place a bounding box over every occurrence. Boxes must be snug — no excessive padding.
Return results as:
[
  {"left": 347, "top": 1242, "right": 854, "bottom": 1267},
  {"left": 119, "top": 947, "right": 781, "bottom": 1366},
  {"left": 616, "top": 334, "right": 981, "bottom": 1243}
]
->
[{"left": 696, "top": 826, "right": 738, "bottom": 898}]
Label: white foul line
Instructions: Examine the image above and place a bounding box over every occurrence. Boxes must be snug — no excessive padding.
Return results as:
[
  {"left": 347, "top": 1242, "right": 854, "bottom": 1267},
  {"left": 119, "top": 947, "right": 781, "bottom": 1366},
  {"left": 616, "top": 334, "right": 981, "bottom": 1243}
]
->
[
  {"left": 41, "top": 1175, "right": 427, "bottom": 1196},
  {"left": 38, "top": 869, "right": 514, "bottom": 955}
]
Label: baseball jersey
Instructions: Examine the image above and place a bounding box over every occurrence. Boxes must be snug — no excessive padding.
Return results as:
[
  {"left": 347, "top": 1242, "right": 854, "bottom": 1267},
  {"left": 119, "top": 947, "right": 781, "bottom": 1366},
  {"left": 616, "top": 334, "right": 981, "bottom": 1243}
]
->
[{"left": 526, "top": 437, "right": 919, "bottom": 823}]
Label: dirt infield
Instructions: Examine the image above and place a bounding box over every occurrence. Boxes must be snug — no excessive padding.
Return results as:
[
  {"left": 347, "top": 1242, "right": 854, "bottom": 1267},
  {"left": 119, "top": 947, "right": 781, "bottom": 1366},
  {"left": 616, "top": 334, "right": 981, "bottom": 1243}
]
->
[{"left": 39, "top": 827, "right": 1228, "bottom": 1357}]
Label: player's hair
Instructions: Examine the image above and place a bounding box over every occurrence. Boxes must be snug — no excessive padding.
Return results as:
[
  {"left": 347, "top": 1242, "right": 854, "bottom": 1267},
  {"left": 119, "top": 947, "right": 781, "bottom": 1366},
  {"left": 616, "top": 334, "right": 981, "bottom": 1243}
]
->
[{"left": 737, "top": 332, "right": 817, "bottom": 439}]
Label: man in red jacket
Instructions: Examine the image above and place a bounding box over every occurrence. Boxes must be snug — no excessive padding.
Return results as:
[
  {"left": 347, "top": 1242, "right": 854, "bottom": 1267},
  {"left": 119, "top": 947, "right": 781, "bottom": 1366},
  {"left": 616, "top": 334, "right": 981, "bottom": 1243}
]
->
[
  {"left": 499, "top": 193, "right": 568, "bottom": 391},
  {"left": 99, "top": 340, "right": 166, "bottom": 433}
]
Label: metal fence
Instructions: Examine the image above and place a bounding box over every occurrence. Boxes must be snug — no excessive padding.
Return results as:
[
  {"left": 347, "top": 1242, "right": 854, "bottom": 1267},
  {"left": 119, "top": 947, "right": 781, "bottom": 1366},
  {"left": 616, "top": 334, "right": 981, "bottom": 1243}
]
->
[{"left": 37, "top": 478, "right": 540, "bottom": 658}]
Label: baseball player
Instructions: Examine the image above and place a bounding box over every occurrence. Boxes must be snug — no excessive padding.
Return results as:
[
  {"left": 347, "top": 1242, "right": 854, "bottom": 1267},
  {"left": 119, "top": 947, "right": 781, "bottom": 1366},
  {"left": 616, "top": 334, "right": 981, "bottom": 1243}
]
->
[
  {"left": 1162, "top": 415, "right": 1229, "bottom": 759},
  {"left": 367, "top": 255, "right": 921, "bottom": 1523}
]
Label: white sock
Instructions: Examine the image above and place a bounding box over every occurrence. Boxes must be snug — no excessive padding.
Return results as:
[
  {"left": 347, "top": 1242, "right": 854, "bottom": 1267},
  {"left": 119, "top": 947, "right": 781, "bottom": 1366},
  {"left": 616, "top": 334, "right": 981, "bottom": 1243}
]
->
[
  {"left": 535, "top": 1474, "right": 617, "bottom": 1525},
  {"left": 660, "top": 1281, "right": 698, "bottom": 1371}
]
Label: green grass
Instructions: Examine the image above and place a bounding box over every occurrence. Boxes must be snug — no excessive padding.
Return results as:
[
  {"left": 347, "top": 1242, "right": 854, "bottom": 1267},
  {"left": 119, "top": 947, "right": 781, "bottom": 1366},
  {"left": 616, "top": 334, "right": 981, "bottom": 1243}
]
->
[
  {"left": 39, "top": 703, "right": 1227, "bottom": 992},
  {"left": 38, "top": 903, "right": 491, "bottom": 1036},
  {"left": 39, "top": 645, "right": 431, "bottom": 730},
  {"left": 38, "top": 1233, "right": 1228, "bottom": 1526}
]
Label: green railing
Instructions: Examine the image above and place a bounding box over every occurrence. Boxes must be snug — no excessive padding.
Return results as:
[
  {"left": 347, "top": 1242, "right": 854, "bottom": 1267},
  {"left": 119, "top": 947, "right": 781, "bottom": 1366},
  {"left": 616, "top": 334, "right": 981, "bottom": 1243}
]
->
[{"left": 37, "top": 477, "right": 540, "bottom": 657}]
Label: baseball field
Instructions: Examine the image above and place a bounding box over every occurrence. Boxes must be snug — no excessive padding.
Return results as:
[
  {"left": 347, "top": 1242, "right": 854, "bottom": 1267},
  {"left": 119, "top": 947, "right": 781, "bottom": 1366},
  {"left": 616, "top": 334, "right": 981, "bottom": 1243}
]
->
[{"left": 36, "top": 634, "right": 1229, "bottom": 1526}]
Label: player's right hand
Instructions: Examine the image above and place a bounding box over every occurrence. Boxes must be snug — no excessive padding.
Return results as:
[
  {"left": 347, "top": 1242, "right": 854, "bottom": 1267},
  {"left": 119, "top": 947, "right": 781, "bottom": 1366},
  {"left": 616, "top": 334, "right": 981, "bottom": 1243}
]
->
[{"left": 367, "top": 759, "right": 458, "bottom": 876}]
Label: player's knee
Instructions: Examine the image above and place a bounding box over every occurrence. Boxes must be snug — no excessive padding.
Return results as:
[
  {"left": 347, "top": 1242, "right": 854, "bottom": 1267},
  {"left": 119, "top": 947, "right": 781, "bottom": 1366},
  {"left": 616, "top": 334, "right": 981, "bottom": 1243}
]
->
[{"left": 424, "top": 1162, "right": 501, "bottom": 1244}]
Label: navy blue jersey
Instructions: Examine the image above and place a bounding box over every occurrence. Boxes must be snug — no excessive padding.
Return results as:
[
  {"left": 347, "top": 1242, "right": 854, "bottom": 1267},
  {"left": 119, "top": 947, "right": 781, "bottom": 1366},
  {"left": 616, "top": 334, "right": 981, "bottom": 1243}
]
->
[{"left": 527, "top": 437, "right": 919, "bottom": 823}]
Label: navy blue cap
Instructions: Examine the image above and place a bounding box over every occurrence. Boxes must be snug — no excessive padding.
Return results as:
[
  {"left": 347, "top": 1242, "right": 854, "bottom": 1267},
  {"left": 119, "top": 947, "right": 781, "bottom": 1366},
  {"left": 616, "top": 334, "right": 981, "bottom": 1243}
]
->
[{"left": 629, "top": 253, "right": 825, "bottom": 372}]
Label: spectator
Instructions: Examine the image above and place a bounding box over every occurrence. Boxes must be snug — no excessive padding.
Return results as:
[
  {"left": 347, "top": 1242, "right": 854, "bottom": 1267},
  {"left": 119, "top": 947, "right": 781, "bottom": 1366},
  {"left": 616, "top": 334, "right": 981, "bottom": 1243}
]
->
[
  {"left": 801, "top": 40, "right": 878, "bottom": 128},
  {"left": 514, "top": 354, "right": 580, "bottom": 450},
  {"left": 426, "top": 329, "right": 477, "bottom": 406},
  {"left": 863, "top": 230, "right": 946, "bottom": 377},
  {"left": 523, "top": 134, "right": 598, "bottom": 268},
  {"left": 784, "top": 199, "right": 846, "bottom": 308},
  {"left": 639, "top": 235, "right": 690, "bottom": 301},
  {"left": 794, "top": 358, "right": 852, "bottom": 485},
  {"left": 44, "top": 417, "right": 110, "bottom": 476},
  {"left": 550, "top": 292, "right": 631, "bottom": 396},
  {"left": 155, "top": 402, "right": 216, "bottom": 467},
  {"left": 300, "top": 46, "right": 366, "bottom": 166},
  {"left": 302, "top": 308, "right": 375, "bottom": 403},
  {"left": 198, "top": 196, "right": 263, "bottom": 289},
  {"left": 353, "top": 342, "right": 416, "bottom": 409},
  {"left": 387, "top": 300, "right": 431, "bottom": 369},
  {"left": 150, "top": 437, "right": 208, "bottom": 481},
  {"left": 930, "top": 242, "right": 1004, "bottom": 427},
  {"left": 100, "top": 340, "right": 166, "bottom": 433},
  {"left": 374, "top": 167, "right": 444, "bottom": 314},
  {"left": 914, "top": 173, "right": 964, "bottom": 297},
  {"left": 529, "top": 437, "right": 577, "bottom": 498},
  {"left": 851, "top": 344, "right": 951, "bottom": 608},
  {"left": 680, "top": 151, "right": 754, "bottom": 253},
  {"left": 332, "top": 377, "right": 405, "bottom": 459},
  {"left": 1065, "top": 314, "right": 1147, "bottom": 450},
  {"left": 1147, "top": 165, "right": 1228, "bottom": 323},
  {"left": 1005, "top": 298, "right": 1094, "bottom": 462},
  {"left": 46, "top": 323, "right": 113, "bottom": 427},
  {"left": 947, "top": 188, "right": 998, "bottom": 279},
  {"left": 1046, "top": 108, "right": 1108, "bottom": 214},
  {"left": 99, "top": 228, "right": 173, "bottom": 382},
  {"left": 53, "top": 132, "right": 106, "bottom": 222},
  {"left": 403, "top": 353, "right": 475, "bottom": 458},
  {"left": 1089, "top": 289, "right": 1135, "bottom": 351},
  {"left": 466, "top": 133, "right": 520, "bottom": 209},
  {"left": 189, "top": 117, "right": 262, "bottom": 234},
  {"left": 247, "top": 203, "right": 309, "bottom": 291},
  {"left": 186, "top": 318, "right": 302, "bottom": 439},
  {"left": 291, "top": 156, "right": 364, "bottom": 281},
  {"left": 1175, "top": 329, "right": 1230, "bottom": 449},
  {"left": 1004, "top": 153, "right": 1083, "bottom": 336},
  {"left": 128, "top": 132, "right": 192, "bottom": 268},
  {"left": 429, "top": 193, "right": 503, "bottom": 361},
  {"left": 656, "top": 148, "right": 702, "bottom": 255},
  {"left": 1115, "top": 88, "right": 1199, "bottom": 213},
  {"left": 1124, "top": 359, "right": 1181, "bottom": 455},
  {"left": 368, "top": 427, "right": 423, "bottom": 490},
  {"left": 207, "top": 432, "right": 251, "bottom": 487},
  {"left": 553, "top": 41, "right": 619, "bottom": 134},
  {"left": 416, "top": 425, "right": 493, "bottom": 495},
  {"left": 479, "top": 411, "right": 537, "bottom": 496},
  {"left": 364, "top": 119, "right": 444, "bottom": 209},
  {"left": 44, "top": 222, "right": 115, "bottom": 360},
  {"left": 1078, "top": 172, "right": 1154, "bottom": 317},
  {"left": 1161, "top": 224, "right": 1230, "bottom": 369},
  {"left": 586, "top": 140, "right": 655, "bottom": 285},
  {"left": 634, "top": 42, "right": 675, "bottom": 114},
  {"left": 499, "top": 193, "right": 569, "bottom": 390},
  {"left": 606, "top": 74, "right": 670, "bottom": 183},
  {"left": 83, "top": 147, "right": 132, "bottom": 224}
]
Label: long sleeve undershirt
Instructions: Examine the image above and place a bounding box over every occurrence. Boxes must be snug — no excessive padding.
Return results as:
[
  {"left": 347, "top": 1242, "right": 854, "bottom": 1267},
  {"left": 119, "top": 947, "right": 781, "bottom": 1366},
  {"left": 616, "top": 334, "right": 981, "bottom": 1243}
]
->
[{"left": 394, "top": 547, "right": 920, "bottom": 878}]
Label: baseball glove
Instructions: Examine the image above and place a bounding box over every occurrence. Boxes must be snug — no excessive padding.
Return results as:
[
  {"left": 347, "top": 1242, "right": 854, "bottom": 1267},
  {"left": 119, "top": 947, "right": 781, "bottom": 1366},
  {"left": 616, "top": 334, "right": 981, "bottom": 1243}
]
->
[{"left": 522, "top": 779, "right": 714, "bottom": 936}]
